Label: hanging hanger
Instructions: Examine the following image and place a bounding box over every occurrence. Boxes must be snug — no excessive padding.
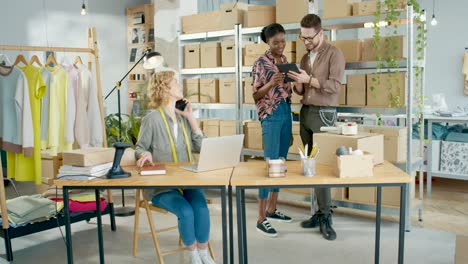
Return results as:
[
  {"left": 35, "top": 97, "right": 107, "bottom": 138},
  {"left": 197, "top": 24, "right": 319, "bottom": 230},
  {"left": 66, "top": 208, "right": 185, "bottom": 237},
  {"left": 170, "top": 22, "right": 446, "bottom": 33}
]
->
[
  {"left": 13, "top": 54, "right": 28, "bottom": 67},
  {"left": 29, "top": 55, "right": 43, "bottom": 67},
  {"left": 46, "top": 53, "right": 58, "bottom": 67},
  {"left": 73, "top": 55, "right": 83, "bottom": 65}
]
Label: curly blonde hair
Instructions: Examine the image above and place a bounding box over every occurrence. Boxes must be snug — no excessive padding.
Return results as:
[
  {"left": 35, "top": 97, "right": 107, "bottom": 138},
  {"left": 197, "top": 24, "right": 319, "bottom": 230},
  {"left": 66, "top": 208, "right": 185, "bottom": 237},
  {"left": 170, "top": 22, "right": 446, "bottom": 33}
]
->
[{"left": 147, "top": 71, "right": 175, "bottom": 108}]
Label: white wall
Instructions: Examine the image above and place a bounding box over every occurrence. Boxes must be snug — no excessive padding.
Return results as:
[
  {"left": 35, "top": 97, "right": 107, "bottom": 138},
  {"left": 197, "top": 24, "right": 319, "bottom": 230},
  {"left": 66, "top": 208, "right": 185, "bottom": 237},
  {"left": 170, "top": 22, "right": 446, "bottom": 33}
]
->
[{"left": 0, "top": 0, "right": 150, "bottom": 115}]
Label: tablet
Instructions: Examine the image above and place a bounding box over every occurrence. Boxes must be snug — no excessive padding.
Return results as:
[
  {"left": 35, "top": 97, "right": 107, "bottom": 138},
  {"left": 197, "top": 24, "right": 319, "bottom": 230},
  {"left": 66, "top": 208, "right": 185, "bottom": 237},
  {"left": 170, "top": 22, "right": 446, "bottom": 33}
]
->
[{"left": 276, "top": 63, "right": 300, "bottom": 83}]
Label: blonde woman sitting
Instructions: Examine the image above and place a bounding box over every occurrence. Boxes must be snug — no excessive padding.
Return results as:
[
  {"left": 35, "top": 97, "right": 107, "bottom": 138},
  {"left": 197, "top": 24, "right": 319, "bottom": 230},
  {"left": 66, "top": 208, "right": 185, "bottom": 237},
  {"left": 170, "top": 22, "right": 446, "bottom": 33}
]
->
[{"left": 135, "top": 70, "right": 215, "bottom": 264}]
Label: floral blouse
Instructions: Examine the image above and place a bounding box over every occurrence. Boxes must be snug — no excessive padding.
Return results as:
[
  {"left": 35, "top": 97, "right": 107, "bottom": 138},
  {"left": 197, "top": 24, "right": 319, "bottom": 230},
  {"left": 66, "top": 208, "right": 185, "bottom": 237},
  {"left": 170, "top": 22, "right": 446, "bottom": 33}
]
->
[{"left": 251, "top": 50, "right": 292, "bottom": 120}]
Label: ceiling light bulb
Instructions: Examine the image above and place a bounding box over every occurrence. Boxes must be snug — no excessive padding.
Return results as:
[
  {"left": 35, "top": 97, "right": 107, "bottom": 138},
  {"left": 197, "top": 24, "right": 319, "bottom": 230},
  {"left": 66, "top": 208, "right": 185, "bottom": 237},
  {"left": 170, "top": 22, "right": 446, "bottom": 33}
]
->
[
  {"left": 431, "top": 14, "right": 437, "bottom": 26},
  {"left": 420, "top": 13, "right": 426, "bottom": 22},
  {"left": 81, "top": 3, "right": 87, "bottom": 16}
]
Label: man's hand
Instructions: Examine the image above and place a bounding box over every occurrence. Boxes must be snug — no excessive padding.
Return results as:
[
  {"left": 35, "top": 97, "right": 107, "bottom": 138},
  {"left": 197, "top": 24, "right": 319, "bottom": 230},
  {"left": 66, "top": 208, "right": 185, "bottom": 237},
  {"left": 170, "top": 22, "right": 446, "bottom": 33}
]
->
[
  {"left": 136, "top": 151, "right": 153, "bottom": 167},
  {"left": 287, "top": 69, "right": 310, "bottom": 84}
]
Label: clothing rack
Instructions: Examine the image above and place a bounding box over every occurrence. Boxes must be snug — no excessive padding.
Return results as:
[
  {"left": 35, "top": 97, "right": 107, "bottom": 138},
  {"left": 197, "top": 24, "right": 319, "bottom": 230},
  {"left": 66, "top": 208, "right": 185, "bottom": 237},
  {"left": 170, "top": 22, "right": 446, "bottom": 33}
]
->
[{"left": 0, "top": 27, "right": 116, "bottom": 262}]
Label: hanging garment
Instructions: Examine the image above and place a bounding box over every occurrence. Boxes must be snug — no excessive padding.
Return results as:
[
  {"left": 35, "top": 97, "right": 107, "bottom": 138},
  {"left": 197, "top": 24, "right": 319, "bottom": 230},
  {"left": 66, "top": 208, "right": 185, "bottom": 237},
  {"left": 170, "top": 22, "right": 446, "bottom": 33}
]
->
[
  {"left": 463, "top": 52, "right": 468, "bottom": 95},
  {"left": 10, "top": 65, "right": 46, "bottom": 184},
  {"left": 46, "top": 65, "right": 72, "bottom": 155},
  {"left": 40, "top": 68, "right": 51, "bottom": 149},
  {"left": 75, "top": 63, "right": 103, "bottom": 148},
  {"left": 0, "top": 65, "right": 32, "bottom": 154},
  {"left": 62, "top": 63, "right": 78, "bottom": 147}
]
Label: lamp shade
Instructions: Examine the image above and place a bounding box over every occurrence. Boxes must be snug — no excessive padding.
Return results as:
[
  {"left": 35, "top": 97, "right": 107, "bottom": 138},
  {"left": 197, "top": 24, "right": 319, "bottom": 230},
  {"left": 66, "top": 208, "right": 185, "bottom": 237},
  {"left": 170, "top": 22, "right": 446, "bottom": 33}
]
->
[{"left": 143, "top": 51, "right": 164, "bottom": 70}]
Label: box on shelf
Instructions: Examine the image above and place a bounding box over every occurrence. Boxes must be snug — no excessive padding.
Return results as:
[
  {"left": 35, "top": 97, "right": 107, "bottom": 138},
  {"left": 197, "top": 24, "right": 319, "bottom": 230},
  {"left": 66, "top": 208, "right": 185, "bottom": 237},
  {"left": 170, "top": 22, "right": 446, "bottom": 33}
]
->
[
  {"left": 332, "top": 40, "right": 362, "bottom": 62},
  {"left": 62, "top": 148, "right": 114, "bottom": 167},
  {"left": 181, "top": 11, "right": 223, "bottom": 34},
  {"left": 440, "top": 141, "right": 468, "bottom": 175},
  {"left": 220, "top": 120, "right": 237, "bottom": 136},
  {"left": 288, "top": 122, "right": 301, "bottom": 154},
  {"left": 246, "top": 5, "right": 276, "bottom": 28},
  {"left": 352, "top": 1, "right": 378, "bottom": 16},
  {"left": 245, "top": 43, "right": 269, "bottom": 57},
  {"left": 362, "top": 36, "right": 407, "bottom": 61},
  {"left": 291, "top": 90, "right": 302, "bottom": 104},
  {"left": 313, "top": 132, "right": 384, "bottom": 166},
  {"left": 200, "top": 78, "right": 219, "bottom": 103},
  {"left": 339, "top": 84, "right": 347, "bottom": 105},
  {"left": 203, "top": 119, "right": 220, "bottom": 137},
  {"left": 296, "top": 35, "right": 308, "bottom": 63},
  {"left": 359, "top": 125, "right": 407, "bottom": 163},
  {"left": 244, "top": 121, "right": 263, "bottom": 149},
  {"left": 200, "top": 42, "right": 221, "bottom": 68},
  {"left": 219, "top": 78, "right": 236, "bottom": 104},
  {"left": 412, "top": 139, "right": 441, "bottom": 172},
  {"left": 366, "top": 72, "right": 406, "bottom": 107},
  {"left": 220, "top": 2, "right": 248, "bottom": 30},
  {"left": 346, "top": 74, "right": 367, "bottom": 106},
  {"left": 323, "top": 0, "right": 353, "bottom": 19},
  {"left": 184, "top": 44, "right": 200, "bottom": 69},
  {"left": 335, "top": 153, "right": 374, "bottom": 178},
  {"left": 41, "top": 152, "right": 63, "bottom": 185},
  {"left": 221, "top": 41, "right": 236, "bottom": 67},
  {"left": 349, "top": 187, "right": 376, "bottom": 204},
  {"left": 276, "top": 0, "right": 308, "bottom": 24},
  {"left": 456, "top": 235, "right": 468, "bottom": 264},
  {"left": 184, "top": 79, "right": 200, "bottom": 103},
  {"left": 244, "top": 77, "right": 255, "bottom": 104},
  {"left": 331, "top": 188, "right": 347, "bottom": 200},
  {"left": 381, "top": 177, "right": 415, "bottom": 207}
]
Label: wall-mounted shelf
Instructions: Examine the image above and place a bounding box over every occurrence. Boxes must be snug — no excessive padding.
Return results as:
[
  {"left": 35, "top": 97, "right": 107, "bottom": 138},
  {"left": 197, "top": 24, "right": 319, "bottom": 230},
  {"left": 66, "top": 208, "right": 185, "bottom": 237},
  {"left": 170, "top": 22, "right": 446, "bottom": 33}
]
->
[
  {"left": 192, "top": 103, "right": 236, "bottom": 110},
  {"left": 180, "top": 67, "right": 236, "bottom": 75}
]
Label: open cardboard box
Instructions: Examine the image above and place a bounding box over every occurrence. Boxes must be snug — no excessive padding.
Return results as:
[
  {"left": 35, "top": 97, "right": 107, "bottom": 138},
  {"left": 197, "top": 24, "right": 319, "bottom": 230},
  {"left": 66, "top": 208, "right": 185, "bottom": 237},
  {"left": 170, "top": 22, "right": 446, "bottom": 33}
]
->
[{"left": 335, "top": 152, "right": 374, "bottom": 178}]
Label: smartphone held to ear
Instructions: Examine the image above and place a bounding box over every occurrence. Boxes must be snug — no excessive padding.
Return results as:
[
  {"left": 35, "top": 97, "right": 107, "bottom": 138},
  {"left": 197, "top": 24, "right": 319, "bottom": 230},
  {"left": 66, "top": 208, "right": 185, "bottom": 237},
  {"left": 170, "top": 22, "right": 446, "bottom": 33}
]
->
[{"left": 176, "top": 99, "right": 187, "bottom": 111}]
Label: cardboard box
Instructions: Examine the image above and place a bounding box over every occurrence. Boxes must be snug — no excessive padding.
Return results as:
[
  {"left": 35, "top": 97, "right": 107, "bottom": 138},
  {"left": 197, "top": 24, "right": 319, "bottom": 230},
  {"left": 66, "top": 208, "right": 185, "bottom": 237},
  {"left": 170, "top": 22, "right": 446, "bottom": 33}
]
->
[
  {"left": 313, "top": 132, "right": 384, "bottom": 166},
  {"left": 367, "top": 72, "right": 406, "bottom": 107},
  {"left": 349, "top": 187, "right": 376, "bottom": 204},
  {"left": 296, "top": 35, "right": 308, "bottom": 63},
  {"left": 352, "top": 1, "right": 378, "bottom": 16},
  {"left": 184, "top": 79, "right": 199, "bottom": 103},
  {"left": 220, "top": 2, "right": 248, "bottom": 30},
  {"left": 244, "top": 55, "right": 258, "bottom": 66},
  {"left": 245, "top": 43, "right": 269, "bottom": 57},
  {"left": 243, "top": 77, "right": 255, "bottom": 104},
  {"left": 339, "top": 84, "right": 347, "bottom": 105},
  {"left": 62, "top": 148, "right": 115, "bottom": 167},
  {"left": 200, "top": 78, "right": 219, "bottom": 103},
  {"left": 221, "top": 41, "right": 235, "bottom": 67},
  {"left": 276, "top": 0, "right": 308, "bottom": 24},
  {"left": 184, "top": 44, "right": 200, "bottom": 69},
  {"left": 323, "top": 0, "right": 353, "bottom": 19},
  {"left": 244, "top": 121, "right": 263, "bottom": 149},
  {"left": 219, "top": 78, "right": 236, "bottom": 104},
  {"left": 181, "top": 11, "right": 223, "bottom": 34},
  {"left": 336, "top": 153, "right": 374, "bottom": 178},
  {"left": 203, "top": 119, "right": 220, "bottom": 137},
  {"left": 291, "top": 90, "right": 302, "bottom": 104},
  {"left": 201, "top": 42, "right": 221, "bottom": 68},
  {"left": 220, "top": 120, "right": 237, "bottom": 136},
  {"left": 362, "top": 36, "right": 407, "bottom": 61},
  {"left": 381, "top": 177, "right": 415, "bottom": 207},
  {"left": 455, "top": 235, "right": 468, "bottom": 264},
  {"left": 331, "top": 188, "right": 347, "bottom": 200},
  {"left": 346, "top": 74, "right": 367, "bottom": 106},
  {"left": 360, "top": 126, "right": 407, "bottom": 163},
  {"left": 41, "top": 152, "right": 63, "bottom": 184},
  {"left": 246, "top": 5, "right": 276, "bottom": 28},
  {"left": 332, "top": 40, "right": 362, "bottom": 62}
]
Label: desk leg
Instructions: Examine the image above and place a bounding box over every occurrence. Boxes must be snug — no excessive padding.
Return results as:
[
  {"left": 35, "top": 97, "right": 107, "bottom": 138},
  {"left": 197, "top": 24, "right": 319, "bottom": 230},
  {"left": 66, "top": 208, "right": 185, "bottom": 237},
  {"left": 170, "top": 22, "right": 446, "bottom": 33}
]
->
[
  {"left": 63, "top": 187, "right": 73, "bottom": 264},
  {"left": 228, "top": 185, "right": 234, "bottom": 264},
  {"left": 221, "top": 187, "right": 227, "bottom": 264},
  {"left": 236, "top": 187, "right": 244, "bottom": 264},
  {"left": 375, "top": 186, "right": 382, "bottom": 264},
  {"left": 4, "top": 228, "right": 13, "bottom": 261},
  {"left": 241, "top": 189, "right": 248, "bottom": 264},
  {"left": 96, "top": 189, "right": 105, "bottom": 264},
  {"left": 427, "top": 120, "right": 433, "bottom": 197},
  {"left": 398, "top": 184, "right": 407, "bottom": 264},
  {"left": 109, "top": 202, "right": 116, "bottom": 232}
]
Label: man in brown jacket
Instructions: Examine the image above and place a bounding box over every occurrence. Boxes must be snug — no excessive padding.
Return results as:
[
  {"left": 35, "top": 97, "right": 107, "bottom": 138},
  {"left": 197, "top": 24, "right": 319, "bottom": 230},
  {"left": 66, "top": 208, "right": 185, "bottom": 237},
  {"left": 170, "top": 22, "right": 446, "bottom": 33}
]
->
[{"left": 288, "top": 14, "right": 345, "bottom": 241}]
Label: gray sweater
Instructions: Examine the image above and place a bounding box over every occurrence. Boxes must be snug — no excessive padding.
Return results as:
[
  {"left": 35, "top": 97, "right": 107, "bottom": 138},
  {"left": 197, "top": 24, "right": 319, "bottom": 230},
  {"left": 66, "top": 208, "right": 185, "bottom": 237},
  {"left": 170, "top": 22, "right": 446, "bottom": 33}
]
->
[{"left": 135, "top": 109, "right": 204, "bottom": 200}]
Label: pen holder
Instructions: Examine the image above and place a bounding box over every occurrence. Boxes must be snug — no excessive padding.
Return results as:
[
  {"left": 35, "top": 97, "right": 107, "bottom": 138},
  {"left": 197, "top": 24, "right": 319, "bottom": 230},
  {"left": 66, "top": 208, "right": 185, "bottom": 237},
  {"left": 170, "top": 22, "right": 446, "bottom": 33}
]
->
[
  {"left": 266, "top": 158, "right": 287, "bottom": 178},
  {"left": 301, "top": 158, "right": 316, "bottom": 177}
]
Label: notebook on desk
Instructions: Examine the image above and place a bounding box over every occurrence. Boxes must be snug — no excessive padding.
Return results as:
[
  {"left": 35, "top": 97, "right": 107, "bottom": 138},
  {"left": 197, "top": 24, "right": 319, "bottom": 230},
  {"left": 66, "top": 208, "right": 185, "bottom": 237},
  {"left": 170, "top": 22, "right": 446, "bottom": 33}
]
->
[
  {"left": 181, "top": 135, "right": 244, "bottom": 173},
  {"left": 140, "top": 163, "right": 166, "bottom": 175}
]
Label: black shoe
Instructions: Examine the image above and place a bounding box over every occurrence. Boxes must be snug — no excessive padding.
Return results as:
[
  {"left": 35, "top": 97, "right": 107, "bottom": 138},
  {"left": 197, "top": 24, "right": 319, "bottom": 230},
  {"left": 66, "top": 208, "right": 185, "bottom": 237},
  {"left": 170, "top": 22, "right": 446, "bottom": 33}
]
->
[
  {"left": 256, "top": 219, "right": 278, "bottom": 237},
  {"left": 266, "top": 209, "right": 293, "bottom": 223},
  {"left": 319, "top": 214, "right": 337, "bottom": 241},
  {"left": 301, "top": 213, "right": 320, "bottom": 228}
]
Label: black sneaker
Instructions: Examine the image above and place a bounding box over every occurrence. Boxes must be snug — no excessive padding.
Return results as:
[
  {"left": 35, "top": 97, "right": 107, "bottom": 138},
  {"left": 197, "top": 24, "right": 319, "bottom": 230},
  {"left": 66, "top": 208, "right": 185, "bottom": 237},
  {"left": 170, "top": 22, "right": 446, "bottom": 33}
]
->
[
  {"left": 300, "top": 213, "right": 320, "bottom": 228},
  {"left": 266, "top": 209, "right": 293, "bottom": 223},
  {"left": 256, "top": 219, "right": 278, "bottom": 237},
  {"left": 319, "top": 214, "right": 337, "bottom": 241}
]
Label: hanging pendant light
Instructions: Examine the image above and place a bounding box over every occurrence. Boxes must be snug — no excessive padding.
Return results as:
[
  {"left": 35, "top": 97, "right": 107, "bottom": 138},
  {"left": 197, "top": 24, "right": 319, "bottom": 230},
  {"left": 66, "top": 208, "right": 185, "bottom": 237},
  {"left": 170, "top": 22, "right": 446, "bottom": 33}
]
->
[
  {"left": 431, "top": 0, "right": 437, "bottom": 26},
  {"left": 81, "top": 0, "right": 87, "bottom": 16}
]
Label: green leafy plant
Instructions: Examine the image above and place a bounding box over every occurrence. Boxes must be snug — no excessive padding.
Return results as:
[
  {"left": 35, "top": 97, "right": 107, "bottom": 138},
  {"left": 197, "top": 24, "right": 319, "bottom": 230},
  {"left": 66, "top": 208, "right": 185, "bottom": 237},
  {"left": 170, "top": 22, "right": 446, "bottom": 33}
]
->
[{"left": 105, "top": 113, "right": 142, "bottom": 148}]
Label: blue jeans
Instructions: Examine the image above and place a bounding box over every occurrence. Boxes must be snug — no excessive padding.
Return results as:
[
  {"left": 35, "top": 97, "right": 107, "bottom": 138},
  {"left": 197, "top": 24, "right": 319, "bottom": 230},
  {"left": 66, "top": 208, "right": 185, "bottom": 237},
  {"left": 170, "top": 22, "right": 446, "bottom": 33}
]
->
[
  {"left": 151, "top": 189, "right": 210, "bottom": 246},
  {"left": 259, "top": 100, "right": 292, "bottom": 199}
]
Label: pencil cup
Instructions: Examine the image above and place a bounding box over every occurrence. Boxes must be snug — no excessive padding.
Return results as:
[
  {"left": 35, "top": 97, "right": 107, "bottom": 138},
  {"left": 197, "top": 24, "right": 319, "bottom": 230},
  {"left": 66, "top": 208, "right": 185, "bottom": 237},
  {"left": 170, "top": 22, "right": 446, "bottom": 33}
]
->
[{"left": 301, "top": 158, "right": 316, "bottom": 177}]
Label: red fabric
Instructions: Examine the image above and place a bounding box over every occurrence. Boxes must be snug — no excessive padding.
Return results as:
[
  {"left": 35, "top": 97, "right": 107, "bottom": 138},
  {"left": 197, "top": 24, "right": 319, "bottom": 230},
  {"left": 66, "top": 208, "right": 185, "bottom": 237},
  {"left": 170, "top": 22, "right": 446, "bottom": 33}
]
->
[{"left": 50, "top": 197, "right": 107, "bottom": 213}]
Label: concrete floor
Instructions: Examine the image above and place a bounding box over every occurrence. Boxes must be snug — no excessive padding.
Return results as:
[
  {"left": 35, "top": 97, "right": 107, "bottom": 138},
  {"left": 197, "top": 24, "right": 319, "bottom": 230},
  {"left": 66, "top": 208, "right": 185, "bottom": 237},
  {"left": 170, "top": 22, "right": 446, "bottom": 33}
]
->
[{"left": 0, "top": 182, "right": 459, "bottom": 264}]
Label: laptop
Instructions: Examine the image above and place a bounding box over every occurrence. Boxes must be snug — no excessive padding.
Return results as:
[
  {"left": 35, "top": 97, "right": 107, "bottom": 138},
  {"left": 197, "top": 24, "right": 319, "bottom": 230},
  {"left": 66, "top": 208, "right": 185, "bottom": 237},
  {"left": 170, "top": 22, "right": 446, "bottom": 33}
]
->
[{"left": 181, "top": 135, "right": 244, "bottom": 172}]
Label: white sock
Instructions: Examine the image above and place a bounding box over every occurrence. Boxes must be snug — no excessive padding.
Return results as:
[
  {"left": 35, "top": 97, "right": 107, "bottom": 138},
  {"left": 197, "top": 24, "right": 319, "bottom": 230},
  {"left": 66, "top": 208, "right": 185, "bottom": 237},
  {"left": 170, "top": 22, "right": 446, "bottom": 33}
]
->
[
  {"left": 189, "top": 249, "right": 202, "bottom": 264},
  {"left": 198, "top": 248, "right": 216, "bottom": 264}
]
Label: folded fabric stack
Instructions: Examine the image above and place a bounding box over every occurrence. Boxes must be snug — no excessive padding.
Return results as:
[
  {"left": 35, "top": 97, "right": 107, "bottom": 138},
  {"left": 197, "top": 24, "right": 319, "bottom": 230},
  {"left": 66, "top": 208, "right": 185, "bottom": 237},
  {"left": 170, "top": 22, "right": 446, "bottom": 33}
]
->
[
  {"left": 58, "top": 162, "right": 113, "bottom": 179},
  {"left": 3, "top": 195, "right": 59, "bottom": 226},
  {"left": 42, "top": 187, "right": 107, "bottom": 213}
]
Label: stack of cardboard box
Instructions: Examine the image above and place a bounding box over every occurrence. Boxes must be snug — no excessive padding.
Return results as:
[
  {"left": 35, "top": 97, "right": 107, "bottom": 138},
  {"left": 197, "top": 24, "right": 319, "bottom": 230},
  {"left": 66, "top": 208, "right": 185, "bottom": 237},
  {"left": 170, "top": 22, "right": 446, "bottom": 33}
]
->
[
  {"left": 243, "top": 120, "right": 263, "bottom": 149},
  {"left": 288, "top": 122, "right": 301, "bottom": 154}
]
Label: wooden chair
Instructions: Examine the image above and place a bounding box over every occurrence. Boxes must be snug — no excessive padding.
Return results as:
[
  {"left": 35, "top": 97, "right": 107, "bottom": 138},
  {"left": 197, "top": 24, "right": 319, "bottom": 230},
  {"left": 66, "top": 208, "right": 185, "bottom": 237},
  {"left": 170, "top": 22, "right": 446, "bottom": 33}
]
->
[{"left": 132, "top": 189, "right": 215, "bottom": 263}]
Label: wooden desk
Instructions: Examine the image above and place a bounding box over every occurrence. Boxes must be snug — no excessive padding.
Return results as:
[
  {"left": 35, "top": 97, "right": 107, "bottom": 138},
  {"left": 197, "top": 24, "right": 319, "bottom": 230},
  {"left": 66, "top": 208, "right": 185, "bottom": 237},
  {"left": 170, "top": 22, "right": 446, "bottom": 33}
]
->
[
  {"left": 231, "top": 160, "right": 410, "bottom": 264},
  {"left": 54, "top": 165, "right": 233, "bottom": 264}
]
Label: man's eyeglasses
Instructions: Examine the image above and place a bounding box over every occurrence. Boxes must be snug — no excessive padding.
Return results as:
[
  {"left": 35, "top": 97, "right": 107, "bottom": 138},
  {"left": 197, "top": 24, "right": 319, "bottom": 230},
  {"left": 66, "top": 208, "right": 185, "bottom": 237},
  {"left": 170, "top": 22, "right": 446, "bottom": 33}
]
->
[{"left": 299, "top": 29, "right": 322, "bottom": 43}]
